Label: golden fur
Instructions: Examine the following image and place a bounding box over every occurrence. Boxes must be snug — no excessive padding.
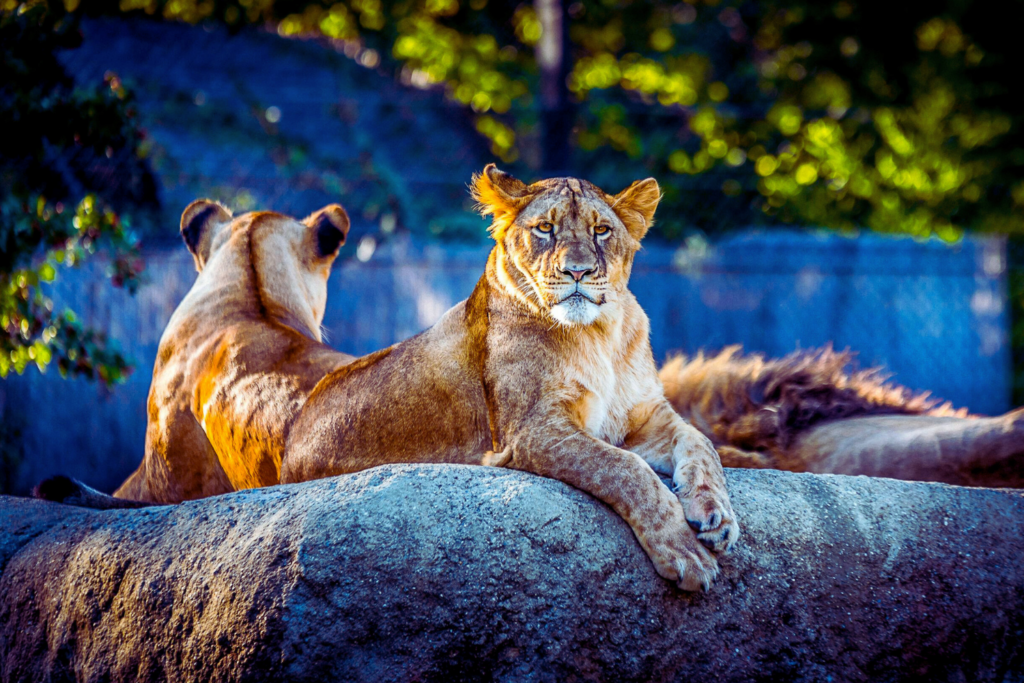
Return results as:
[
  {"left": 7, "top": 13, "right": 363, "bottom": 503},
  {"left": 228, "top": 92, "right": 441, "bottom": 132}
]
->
[
  {"left": 112, "top": 201, "right": 353, "bottom": 503},
  {"left": 283, "top": 166, "right": 738, "bottom": 592},
  {"left": 660, "top": 346, "right": 1024, "bottom": 486}
]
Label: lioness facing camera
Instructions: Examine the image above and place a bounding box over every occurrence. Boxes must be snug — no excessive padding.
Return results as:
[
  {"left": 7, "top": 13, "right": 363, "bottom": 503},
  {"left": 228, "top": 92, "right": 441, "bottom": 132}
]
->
[{"left": 283, "top": 166, "right": 738, "bottom": 592}]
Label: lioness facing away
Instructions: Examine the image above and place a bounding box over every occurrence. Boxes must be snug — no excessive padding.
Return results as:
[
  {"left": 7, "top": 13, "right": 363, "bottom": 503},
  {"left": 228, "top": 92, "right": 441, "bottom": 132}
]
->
[
  {"left": 282, "top": 166, "right": 738, "bottom": 592},
  {"left": 36, "top": 200, "right": 355, "bottom": 507},
  {"left": 127, "top": 200, "right": 356, "bottom": 502}
]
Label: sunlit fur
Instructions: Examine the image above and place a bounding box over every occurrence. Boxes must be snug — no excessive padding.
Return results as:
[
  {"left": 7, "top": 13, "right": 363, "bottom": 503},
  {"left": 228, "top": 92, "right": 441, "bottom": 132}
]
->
[
  {"left": 660, "top": 345, "right": 1024, "bottom": 486},
  {"left": 473, "top": 172, "right": 656, "bottom": 330},
  {"left": 111, "top": 201, "right": 353, "bottom": 503},
  {"left": 284, "top": 166, "right": 739, "bottom": 592}
]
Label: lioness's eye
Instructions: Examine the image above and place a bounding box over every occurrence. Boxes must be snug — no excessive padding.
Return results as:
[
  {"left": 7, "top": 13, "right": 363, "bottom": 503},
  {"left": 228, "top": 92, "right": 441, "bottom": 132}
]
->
[
  {"left": 535, "top": 222, "right": 554, "bottom": 233},
  {"left": 594, "top": 225, "right": 611, "bottom": 235}
]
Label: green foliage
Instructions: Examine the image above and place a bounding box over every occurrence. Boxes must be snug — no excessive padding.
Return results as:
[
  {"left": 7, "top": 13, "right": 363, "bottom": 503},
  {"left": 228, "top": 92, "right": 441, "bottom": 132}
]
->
[
  {"left": 93, "top": 0, "right": 1023, "bottom": 242},
  {"left": 6, "top": 0, "right": 1023, "bottom": 385},
  {"left": 563, "top": 0, "right": 1023, "bottom": 239},
  {"left": 0, "top": 194, "right": 138, "bottom": 383},
  {"left": 735, "top": 1, "right": 1023, "bottom": 239},
  {"left": 1, "top": 0, "right": 144, "bottom": 386}
]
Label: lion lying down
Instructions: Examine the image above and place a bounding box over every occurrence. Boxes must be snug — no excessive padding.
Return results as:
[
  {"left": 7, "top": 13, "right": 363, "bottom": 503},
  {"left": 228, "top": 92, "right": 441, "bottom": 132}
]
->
[
  {"left": 660, "top": 346, "right": 1024, "bottom": 488},
  {"left": 39, "top": 169, "right": 741, "bottom": 592},
  {"left": 279, "top": 166, "right": 739, "bottom": 592},
  {"left": 37, "top": 169, "right": 1022, "bottom": 590}
]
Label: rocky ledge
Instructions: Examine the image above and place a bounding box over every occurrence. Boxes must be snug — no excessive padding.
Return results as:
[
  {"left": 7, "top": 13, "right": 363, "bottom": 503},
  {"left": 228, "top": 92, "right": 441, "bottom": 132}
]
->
[{"left": 1, "top": 465, "right": 1022, "bottom": 682}]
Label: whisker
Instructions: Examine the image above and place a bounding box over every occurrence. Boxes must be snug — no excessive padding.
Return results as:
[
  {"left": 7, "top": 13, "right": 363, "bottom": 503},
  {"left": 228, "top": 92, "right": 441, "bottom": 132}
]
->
[{"left": 549, "top": 431, "right": 577, "bottom": 451}]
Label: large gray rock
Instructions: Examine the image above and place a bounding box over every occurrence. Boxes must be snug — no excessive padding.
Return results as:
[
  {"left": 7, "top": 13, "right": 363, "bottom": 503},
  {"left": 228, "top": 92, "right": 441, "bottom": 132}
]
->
[{"left": 1, "top": 465, "right": 1022, "bottom": 682}]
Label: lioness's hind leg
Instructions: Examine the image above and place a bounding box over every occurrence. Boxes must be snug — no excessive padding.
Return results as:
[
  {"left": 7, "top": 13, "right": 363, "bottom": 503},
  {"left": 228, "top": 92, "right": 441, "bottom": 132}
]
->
[{"left": 120, "top": 403, "right": 233, "bottom": 503}]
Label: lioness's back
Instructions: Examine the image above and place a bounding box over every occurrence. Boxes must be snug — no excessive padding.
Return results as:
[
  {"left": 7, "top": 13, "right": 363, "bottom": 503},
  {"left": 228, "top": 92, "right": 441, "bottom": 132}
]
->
[{"left": 283, "top": 300, "right": 492, "bottom": 481}]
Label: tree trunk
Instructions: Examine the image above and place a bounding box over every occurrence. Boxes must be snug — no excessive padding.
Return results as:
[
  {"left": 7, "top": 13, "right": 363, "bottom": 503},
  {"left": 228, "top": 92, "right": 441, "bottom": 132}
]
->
[
  {"left": 2, "top": 465, "right": 1023, "bottom": 682},
  {"left": 536, "top": 0, "right": 574, "bottom": 174}
]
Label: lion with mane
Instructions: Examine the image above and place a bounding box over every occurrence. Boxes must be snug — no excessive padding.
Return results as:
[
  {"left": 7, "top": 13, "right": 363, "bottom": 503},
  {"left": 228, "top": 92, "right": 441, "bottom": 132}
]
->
[
  {"left": 38, "top": 167, "right": 1022, "bottom": 591},
  {"left": 660, "top": 345, "right": 1024, "bottom": 487}
]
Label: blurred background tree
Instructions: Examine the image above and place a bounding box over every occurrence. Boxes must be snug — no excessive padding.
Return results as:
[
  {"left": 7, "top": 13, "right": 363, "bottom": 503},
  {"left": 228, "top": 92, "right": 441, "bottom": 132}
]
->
[
  {"left": 1, "top": 0, "right": 150, "bottom": 386},
  {"left": 4, "top": 0, "right": 1023, "bottom": 395},
  {"left": 94, "top": 0, "right": 1024, "bottom": 401},
  {"left": 71, "top": 0, "right": 1023, "bottom": 241}
]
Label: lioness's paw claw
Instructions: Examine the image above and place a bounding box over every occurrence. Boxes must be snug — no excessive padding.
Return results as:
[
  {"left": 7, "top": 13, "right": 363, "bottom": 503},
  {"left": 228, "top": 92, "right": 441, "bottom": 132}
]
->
[
  {"left": 674, "top": 552, "right": 718, "bottom": 592},
  {"left": 649, "top": 523, "right": 720, "bottom": 592},
  {"left": 681, "top": 492, "right": 739, "bottom": 555},
  {"left": 696, "top": 522, "right": 738, "bottom": 554}
]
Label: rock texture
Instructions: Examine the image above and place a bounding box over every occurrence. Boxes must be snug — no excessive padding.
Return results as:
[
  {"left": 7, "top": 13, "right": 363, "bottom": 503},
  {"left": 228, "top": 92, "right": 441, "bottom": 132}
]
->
[{"left": 1, "top": 465, "right": 1023, "bottom": 682}]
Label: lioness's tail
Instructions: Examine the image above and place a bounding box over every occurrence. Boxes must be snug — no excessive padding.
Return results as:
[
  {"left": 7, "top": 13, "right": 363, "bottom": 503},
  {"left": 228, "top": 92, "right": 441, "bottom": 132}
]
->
[{"left": 33, "top": 475, "right": 156, "bottom": 510}]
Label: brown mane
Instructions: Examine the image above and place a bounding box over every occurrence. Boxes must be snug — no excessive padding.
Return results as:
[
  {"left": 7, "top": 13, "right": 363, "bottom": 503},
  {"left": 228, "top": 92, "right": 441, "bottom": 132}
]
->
[{"left": 660, "top": 345, "right": 965, "bottom": 465}]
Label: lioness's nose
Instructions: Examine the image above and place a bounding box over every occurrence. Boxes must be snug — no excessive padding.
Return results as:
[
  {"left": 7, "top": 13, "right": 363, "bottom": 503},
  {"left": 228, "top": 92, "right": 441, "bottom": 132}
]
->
[{"left": 562, "top": 266, "right": 594, "bottom": 282}]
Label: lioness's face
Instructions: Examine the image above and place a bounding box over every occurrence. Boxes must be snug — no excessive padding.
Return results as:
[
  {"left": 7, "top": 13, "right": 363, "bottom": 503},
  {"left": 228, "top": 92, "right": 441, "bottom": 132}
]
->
[{"left": 473, "top": 165, "right": 661, "bottom": 326}]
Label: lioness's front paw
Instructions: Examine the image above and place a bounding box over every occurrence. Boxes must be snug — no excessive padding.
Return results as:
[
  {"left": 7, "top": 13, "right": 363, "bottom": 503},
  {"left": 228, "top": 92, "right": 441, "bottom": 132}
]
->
[
  {"left": 675, "top": 470, "right": 739, "bottom": 555},
  {"left": 647, "top": 523, "right": 720, "bottom": 592},
  {"left": 683, "top": 493, "right": 739, "bottom": 554},
  {"left": 673, "top": 545, "right": 720, "bottom": 593}
]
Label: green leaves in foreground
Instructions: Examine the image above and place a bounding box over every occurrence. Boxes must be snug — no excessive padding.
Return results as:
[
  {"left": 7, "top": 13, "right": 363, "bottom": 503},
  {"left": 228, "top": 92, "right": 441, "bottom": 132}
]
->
[
  {"left": 0, "top": 194, "right": 142, "bottom": 386},
  {"left": 2, "top": 0, "right": 149, "bottom": 387}
]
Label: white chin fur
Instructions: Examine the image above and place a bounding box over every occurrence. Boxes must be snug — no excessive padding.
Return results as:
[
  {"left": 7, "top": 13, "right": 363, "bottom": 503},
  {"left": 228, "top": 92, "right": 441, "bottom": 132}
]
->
[{"left": 550, "top": 297, "right": 601, "bottom": 325}]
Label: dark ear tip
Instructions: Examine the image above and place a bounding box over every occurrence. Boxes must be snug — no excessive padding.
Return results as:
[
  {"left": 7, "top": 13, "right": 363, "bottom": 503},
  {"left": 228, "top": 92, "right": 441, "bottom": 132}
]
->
[
  {"left": 308, "top": 205, "right": 350, "bottom": 258},
  {"left": 180, "top": 200, "right": 231, "bottom": 254},
  {"left": 322, "top": 204, "right": 351, "bottom": 231},
  {"left": 180, "top": 199, "right": 229, "bottom": 233}
]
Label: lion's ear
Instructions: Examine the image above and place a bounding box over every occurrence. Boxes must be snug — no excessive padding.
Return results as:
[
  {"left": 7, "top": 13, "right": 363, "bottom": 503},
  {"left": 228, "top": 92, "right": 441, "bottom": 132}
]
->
[
  {"left": 611, "top": 178, "right": 661, "bottom": 241},
  {"left": 471, "top": 164, "right": 532, "bottom": 240},
  {"left": 304, "top": 204, "right": 350, "bottom": 259},
  {"left": 181, "top": 200, "right": 232, "bottom": 271}
]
